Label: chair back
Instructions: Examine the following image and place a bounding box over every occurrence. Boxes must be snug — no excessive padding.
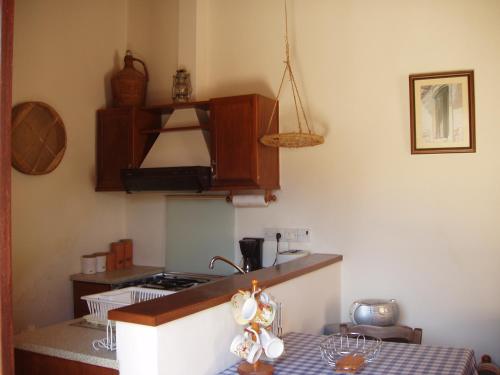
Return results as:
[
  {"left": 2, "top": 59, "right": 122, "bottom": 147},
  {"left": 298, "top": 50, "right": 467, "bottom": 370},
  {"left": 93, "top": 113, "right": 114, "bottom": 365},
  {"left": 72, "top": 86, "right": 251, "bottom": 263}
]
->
[
  {"left": 340, "top": 324, "right": 423, "bottom": 344},
  {"left": 478, "top": 355, "right": 500, "bottom": 375}
]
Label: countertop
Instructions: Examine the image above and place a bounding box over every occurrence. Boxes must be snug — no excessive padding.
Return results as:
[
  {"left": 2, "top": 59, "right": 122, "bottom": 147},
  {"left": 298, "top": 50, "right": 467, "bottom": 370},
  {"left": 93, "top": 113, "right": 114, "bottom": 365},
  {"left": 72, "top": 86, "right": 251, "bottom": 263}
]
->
[
  {"left": 14, "top": 319, "right": 118, "bottom": 369},
  {"left": 70, "top": 265, "right": 164, "bottom": 284},
  {"left": 109, "top": 253, "right": 343, "bottom": 327}
]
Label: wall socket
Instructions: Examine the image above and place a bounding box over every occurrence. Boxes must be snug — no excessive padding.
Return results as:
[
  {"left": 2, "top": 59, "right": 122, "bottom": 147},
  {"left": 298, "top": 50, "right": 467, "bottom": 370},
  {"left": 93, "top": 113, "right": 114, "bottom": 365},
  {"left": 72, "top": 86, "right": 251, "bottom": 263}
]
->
[{"left": 264, "top": 228, "right": 311, "bottom": 243}]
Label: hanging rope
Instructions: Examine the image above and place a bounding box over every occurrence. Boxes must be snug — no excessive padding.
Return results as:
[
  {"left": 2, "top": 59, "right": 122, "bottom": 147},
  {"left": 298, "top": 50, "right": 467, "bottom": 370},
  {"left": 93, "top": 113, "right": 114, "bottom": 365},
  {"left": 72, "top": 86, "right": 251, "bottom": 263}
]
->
[{"left": 261, "top": 0, "right": 324, "bottom": 148}]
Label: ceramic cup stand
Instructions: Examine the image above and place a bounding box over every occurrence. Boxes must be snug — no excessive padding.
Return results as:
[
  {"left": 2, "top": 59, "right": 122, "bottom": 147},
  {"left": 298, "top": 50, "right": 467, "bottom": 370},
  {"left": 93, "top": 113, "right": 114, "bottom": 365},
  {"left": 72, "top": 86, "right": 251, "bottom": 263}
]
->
[{"left": 230, "top": 280, "right": 284, "bottom": 375}]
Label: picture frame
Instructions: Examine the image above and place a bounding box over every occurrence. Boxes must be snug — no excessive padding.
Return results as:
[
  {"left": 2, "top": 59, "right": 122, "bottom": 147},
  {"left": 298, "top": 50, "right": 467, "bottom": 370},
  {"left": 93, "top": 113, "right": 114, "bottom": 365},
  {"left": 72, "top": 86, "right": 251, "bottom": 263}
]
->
[{"left": 409, "top": 70, "right": 475, "bottom": 154}]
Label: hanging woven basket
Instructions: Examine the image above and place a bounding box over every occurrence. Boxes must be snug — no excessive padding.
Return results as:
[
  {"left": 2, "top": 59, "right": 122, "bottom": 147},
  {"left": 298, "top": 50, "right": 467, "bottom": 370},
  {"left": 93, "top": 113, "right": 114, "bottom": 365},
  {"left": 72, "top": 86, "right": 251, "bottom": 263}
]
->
[
  {"left": 260, "top": 0, "right": 325, "bottom": 149},
  {"left": 260, "top": 132, "right": 324, "bottom": 148}
]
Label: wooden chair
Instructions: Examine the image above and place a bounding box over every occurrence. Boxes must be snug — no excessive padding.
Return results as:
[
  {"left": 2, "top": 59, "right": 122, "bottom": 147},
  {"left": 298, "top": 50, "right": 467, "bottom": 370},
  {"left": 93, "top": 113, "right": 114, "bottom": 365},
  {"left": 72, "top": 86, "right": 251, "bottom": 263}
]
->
[
  {"left": 478, "top": 355, "right": 500, "bottom": 375},
  {"left": 339, "top": 323, "right": 423, "bottom": 344}
]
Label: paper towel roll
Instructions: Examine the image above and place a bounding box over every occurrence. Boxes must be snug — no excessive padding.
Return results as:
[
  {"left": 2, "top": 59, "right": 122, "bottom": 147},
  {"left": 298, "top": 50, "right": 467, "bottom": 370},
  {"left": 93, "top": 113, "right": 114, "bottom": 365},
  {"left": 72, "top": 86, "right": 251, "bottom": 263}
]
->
[{"left": 232, "top": 195, "right": 268, "bottom": 208}]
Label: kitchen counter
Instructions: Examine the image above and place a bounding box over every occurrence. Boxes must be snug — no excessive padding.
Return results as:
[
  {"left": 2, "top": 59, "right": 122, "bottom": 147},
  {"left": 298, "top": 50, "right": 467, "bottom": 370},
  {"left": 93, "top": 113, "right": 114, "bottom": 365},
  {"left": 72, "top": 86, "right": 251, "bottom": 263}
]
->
[
  {"left": 70, "top": 265, "right": 163, "bottom": 284},
  {"left": 109, "top": 253, "right": 342, "bottom": 326},
  {"left": 114, "top": 253, "right": 343, "bottom": 375},
  {"left": 14, "top": 319, "right": 118, "bottom": 369}
]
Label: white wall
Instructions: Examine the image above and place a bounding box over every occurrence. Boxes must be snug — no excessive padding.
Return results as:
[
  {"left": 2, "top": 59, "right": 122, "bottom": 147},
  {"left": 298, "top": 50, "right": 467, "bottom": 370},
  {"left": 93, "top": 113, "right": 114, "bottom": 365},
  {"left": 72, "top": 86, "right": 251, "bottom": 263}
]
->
[
  {"left": 12, "top": 0, "right": 128, "bottom": 332},
  {"left": 12, "top": 0, "right": 184, "bottom": 331},
  {"left": 206, "top": 0, "right": 500, "bottom": 361},
  {"left": 126, "top": 0, "right": 179, "bottom": 105}
]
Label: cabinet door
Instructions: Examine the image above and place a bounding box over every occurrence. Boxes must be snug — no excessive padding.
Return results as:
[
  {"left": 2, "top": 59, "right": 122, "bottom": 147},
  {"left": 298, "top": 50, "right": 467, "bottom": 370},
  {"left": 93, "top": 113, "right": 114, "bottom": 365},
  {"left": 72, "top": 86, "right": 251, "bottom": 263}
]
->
[
  {"left": 15, "top": 349, "right": 118, "bottom": 375},
  {"left": 73, "top": 282, "right": 111, "bottom": 318},
  {"left": 96, "top": 108, "right": 133, "bottom": 191},
  {"left": 210, "top": 95, "right": 258, "bottom": 188}
]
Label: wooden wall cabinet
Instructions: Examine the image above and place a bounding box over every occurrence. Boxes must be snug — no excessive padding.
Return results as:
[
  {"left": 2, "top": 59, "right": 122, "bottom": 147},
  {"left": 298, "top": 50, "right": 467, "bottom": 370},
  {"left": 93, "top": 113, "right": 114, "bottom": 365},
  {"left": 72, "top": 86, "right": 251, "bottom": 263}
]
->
[
  {"left": 96, "top": 107, "right": 160, "bottom": 191},
  {"left": 209, "top": 94, "right": 279, "bottom": 190},
  {"left": 95, "top": 94, "right": 279, "bottom": 192}
]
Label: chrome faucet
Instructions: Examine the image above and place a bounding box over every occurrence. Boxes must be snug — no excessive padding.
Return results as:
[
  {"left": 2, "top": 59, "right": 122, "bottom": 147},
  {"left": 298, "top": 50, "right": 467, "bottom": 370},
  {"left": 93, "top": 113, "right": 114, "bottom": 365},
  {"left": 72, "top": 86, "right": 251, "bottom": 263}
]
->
[{"left": 209, "top": 256, "right": 245, "bottom": 274}]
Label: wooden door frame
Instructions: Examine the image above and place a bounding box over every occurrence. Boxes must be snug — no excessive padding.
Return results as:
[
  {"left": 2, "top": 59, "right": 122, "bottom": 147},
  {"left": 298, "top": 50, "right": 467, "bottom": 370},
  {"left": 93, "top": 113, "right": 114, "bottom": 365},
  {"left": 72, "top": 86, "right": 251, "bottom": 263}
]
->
[{"left": 0, "top": 0, "right": 14, "bottom": 374}]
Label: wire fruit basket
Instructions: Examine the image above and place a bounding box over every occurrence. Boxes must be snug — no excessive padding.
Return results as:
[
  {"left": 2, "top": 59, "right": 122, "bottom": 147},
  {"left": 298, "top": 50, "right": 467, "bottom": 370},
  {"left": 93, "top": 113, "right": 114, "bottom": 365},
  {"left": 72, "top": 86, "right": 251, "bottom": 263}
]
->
[
  {"left": 319, "top": 333, "right": 382, "bottom": 371},
  {"left": 82, "top": 287, "right": 173, "bottom": 350}
]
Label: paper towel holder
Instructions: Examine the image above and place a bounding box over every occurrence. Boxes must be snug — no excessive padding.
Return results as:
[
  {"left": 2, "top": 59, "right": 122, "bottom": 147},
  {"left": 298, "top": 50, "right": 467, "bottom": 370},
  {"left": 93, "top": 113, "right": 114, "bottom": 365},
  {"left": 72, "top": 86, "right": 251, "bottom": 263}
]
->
[{"left": 226, "top": 190, "right": 277, "bottom": 204}]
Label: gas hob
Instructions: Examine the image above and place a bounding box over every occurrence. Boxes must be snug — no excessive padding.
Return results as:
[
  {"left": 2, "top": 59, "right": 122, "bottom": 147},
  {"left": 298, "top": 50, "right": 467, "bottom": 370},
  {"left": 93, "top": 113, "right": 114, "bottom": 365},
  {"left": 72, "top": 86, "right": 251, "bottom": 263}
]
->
[{"left": 114, "top": 272, "right": 222, "bottom": 292}]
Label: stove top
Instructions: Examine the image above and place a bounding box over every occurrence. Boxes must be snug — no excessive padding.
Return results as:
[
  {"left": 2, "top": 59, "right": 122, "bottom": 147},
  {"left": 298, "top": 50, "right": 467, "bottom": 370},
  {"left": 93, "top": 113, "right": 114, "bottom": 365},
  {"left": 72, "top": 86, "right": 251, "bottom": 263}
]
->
[
  {"left": 141, "top": 273, "right": 214, "bottom": 291},
  {"left": 116, "top": 272, "right": 222, "bottom": 292}
]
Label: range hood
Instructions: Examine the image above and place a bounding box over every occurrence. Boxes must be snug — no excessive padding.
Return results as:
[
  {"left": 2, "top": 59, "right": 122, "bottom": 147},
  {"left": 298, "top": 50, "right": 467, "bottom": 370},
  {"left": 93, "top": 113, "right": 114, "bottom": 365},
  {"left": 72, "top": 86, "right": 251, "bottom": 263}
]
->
[
  {"left": 121, "top": 166, "right": 211, "bottom": 193},
  {"left": 122, "top": 104, "right": 212, "bottom": 193}
]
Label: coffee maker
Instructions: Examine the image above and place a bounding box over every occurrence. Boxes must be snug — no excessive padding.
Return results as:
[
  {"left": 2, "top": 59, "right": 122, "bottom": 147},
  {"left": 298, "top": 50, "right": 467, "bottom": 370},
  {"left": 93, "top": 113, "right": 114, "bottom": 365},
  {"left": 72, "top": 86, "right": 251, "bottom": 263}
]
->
[{"left": 239, "top": 237, "right": 264, "bottom": 272}]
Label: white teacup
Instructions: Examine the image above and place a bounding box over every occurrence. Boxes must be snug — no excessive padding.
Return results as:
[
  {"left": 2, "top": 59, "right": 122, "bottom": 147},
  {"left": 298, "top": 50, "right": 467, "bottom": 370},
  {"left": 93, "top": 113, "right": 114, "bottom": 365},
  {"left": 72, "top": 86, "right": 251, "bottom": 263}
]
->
[
  {"left": 259, "top": 291, "right": 271, "bottom": 304},
  {"left": 231, "top": 289, "right": 261, "bottom": 324},
  {"left": 254, "top": 299, "right": 277, "bottom": 327},
  {"left": 241, "top": 290, "right": 260, "bottom": 321},
  {"left": 231, "top": 291, "right": 251, "bottom": 325},
  {"left": 259, "top": 329, "right": 284, "bottom": 359},
  {"left": 230, "top": 328, "right": 262, "bottom": 364}
]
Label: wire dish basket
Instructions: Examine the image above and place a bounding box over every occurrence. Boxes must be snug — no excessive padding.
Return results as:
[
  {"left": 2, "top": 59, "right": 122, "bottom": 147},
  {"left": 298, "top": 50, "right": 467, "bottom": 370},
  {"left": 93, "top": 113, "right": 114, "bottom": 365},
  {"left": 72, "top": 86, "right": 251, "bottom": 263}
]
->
[
  {"left": 82, "top": 287, "right": 173, "bottom": 324},
  {"left": 319, "top": 333, "right": 382, "bottom": 370},
  {"left": 82, "top": 287, "right": 173, "bottom": 351}
]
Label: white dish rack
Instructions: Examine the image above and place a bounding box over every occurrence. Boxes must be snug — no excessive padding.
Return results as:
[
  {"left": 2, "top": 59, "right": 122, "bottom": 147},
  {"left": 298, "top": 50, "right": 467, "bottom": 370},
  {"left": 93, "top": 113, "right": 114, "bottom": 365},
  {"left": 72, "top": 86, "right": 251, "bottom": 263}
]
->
[{"left": 81, "top": 287, "right": 173, "bottom": 351}]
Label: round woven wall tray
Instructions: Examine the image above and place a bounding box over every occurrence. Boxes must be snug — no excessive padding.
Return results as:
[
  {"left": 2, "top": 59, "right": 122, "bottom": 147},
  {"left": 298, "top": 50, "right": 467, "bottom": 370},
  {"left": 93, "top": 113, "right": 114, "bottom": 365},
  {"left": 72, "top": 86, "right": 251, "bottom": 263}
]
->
[{"left": 11, "top": 101, "right": 66, "bottom": 175}]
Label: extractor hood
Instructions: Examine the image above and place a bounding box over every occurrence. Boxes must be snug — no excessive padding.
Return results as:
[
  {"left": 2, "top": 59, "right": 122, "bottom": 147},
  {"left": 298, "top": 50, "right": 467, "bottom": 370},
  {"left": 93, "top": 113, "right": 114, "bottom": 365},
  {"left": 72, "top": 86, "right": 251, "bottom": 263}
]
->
[
  {"left": 122, "top": 103, "right": 212, "bottom": 193},
  {"left": 121, "top": 166, "right": 211, "bottom": 193}
]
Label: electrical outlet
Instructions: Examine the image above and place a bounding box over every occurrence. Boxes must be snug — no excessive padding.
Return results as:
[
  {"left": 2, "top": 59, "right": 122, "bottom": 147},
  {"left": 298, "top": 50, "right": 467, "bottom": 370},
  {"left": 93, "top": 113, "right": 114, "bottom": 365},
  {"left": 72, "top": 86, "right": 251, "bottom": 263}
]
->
[
  {"left": 284, "top": 228, "right": 298, "bottom": 242},
  {"left": 296, "top": 228, "right": 311, "bottom": 242},
  {"left": 264, "top": 227, "right": 309, "bottom": 242},
  {"left": 264, "top": 228, "right": 285, "bottom": 241}
]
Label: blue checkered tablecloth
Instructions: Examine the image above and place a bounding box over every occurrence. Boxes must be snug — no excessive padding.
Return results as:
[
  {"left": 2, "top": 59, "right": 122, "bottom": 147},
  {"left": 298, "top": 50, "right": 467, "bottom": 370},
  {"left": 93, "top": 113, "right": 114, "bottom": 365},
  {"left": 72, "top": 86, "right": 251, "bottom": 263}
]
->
[{"left": 219, "top": 332, "right": 478, "bottom": 375}]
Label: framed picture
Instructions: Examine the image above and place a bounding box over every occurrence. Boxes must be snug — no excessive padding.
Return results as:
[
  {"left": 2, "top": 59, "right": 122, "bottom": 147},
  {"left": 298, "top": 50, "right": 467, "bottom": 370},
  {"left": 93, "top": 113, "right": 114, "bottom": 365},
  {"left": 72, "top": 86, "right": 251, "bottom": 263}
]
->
[{"left": 409, "top": 70, "right": 475, "bottom": 154}]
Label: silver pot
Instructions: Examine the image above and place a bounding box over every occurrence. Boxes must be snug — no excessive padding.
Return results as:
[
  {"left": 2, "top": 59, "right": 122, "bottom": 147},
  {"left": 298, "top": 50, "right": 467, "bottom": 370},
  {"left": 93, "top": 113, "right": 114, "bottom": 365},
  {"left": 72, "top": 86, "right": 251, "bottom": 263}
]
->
[{"left": 349, "top": 299, "right": 399, "bottom": 326}]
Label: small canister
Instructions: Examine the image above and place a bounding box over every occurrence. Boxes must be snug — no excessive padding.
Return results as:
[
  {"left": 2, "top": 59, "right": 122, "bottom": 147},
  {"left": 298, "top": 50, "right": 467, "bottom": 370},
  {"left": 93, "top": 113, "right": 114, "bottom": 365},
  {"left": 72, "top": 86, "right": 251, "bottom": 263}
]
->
[
  {"left": 81, "top": 255, "right": 97, "bottom": 275},
  {"left": 94, "top": 252, "right": 108, "bottom": 273},
  {"left": 106, "top": 251, "right": 116, "bottom": 272},
  {"left": 110, "top": 242, "right": 125, "bottom": 270},
  {"left": 121, "top": 239, "right": 133, "bottom": 268}
]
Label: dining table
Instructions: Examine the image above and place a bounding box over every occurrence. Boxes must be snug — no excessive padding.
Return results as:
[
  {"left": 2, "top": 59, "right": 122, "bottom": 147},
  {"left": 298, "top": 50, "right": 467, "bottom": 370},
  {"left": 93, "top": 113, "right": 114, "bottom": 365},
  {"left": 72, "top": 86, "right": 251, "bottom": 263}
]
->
[{"left": 218, "top": 332, "right": 478, "bottom": 375}]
